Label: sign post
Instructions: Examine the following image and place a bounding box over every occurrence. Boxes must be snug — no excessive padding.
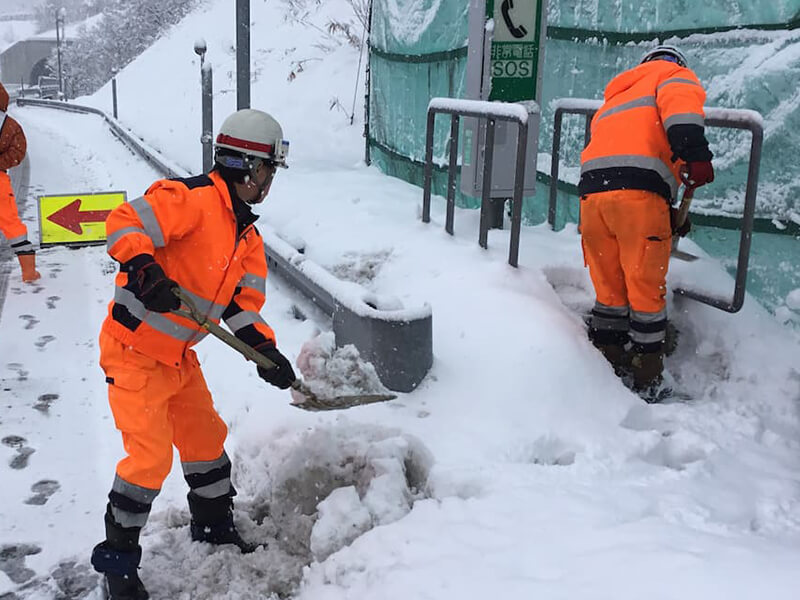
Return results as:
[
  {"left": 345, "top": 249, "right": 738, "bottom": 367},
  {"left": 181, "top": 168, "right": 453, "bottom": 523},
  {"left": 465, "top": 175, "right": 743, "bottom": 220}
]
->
[
  {"left": 460, "top": 0, "right": 546, "bottom": 212},
  {"left": 38, "top": 191, "right": 126, "bottom": 247}
]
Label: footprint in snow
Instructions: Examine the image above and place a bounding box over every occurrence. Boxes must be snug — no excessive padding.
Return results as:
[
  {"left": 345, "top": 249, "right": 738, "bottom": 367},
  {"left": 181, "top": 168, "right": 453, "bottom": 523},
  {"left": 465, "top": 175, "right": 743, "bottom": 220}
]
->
[
  {"left": 46, "top": 296, "right": 60, "bottom": 309},
  {"left": 33, "top": 393, "right": 59, "bottom": 414},
  {"left": 24, "top": 480, "right": 61, "bottom": 505},
  {"left": 35, "top": 335, "right": 55, "bottom": 350},
  {"left": 18, "top": 314, "right": 38, "bottom": 330},
  {"left": 0, "top": 543, "right": 41, "bottom": 584},
  {"left": 2, "top": 436, "right": 36, "bottom": 470},
  {"left": 6, "top": 363, "right": 28, "bottom": 381}
]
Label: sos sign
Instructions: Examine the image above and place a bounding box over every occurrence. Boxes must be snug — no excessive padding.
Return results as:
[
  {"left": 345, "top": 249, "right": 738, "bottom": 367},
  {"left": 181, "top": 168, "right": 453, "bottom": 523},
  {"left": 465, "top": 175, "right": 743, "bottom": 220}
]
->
[{"left": 488, "top": 0, "right": 544, "bottom": 102}]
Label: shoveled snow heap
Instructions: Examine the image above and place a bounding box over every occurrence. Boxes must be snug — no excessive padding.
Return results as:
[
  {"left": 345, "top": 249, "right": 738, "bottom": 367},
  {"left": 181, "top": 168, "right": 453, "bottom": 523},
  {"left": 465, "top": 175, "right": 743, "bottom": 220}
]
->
[{"left": 291, "top": 332, "right": 390, "bottom": 405}]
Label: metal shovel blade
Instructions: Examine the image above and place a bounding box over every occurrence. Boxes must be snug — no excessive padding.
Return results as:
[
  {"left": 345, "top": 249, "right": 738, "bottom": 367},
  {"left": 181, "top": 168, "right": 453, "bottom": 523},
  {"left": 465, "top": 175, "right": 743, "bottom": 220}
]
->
[
  {"left": 172, "top": 290, "right": 397, "bottom": 412},
  {"left": 290, "top": 384, "right": 398, "bottom": 412}
]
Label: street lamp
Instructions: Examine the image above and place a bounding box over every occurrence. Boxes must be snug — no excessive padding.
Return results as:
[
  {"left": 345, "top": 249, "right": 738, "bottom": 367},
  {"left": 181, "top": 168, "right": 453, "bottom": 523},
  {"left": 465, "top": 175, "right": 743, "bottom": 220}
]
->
[
  {"left": 55, "top": 8, "right": 66, "bottom": 98},
  {"left": 194, "top": 38, "right": 213, "bottom": 172}
]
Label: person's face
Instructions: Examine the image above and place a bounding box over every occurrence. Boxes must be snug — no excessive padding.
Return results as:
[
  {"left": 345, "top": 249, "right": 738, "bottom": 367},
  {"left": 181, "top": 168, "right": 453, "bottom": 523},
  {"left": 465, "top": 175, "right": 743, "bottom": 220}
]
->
[{"left": 239, "top": 160, "right": 277, "bottom": 204}]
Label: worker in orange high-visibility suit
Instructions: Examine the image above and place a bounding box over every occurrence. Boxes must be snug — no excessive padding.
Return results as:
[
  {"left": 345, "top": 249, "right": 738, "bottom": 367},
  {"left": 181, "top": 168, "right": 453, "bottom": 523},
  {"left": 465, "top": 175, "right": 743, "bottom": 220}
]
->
[
  {"left": 579, "top": 45, "right": 714, "bottom": 401},
  {"left": 90, "top": 109, "right": 296, "bottom": 600},
  {"left": 0, "top": 81, "right": 40, "bottom": 282}
]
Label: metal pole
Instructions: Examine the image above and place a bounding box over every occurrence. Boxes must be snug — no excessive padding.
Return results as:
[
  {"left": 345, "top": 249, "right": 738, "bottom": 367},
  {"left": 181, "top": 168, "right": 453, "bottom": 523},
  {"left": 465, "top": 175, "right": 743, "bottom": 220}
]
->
[
  {"left": 508, "top": 121, "right": 528, "bottom": 267},
  {"left": 421, "top": 109, "right": 436, "bottom": 223},
  {"left": 445, "top": 114, "right": 460, "bottom": 235},
  {"left": 363, "top": 0, "right": 373, "bottom": 165},
  {"left": 111, "top": 76, "right": 118, "bottom": 119},
  {"left": 548, "top": 108, "right": 563, "bottom": 229},
  {"left": 478, "top": 118, "right": 496, "bottom": 249},
  {"left": 55, "top": 12, "right": 63, "bottom": 98},
  {"left": 236, "top": 0, "right": 250, "bottom": 110},
  {"left": 201, "top": 63, "right": 214, "bottom": 173}
]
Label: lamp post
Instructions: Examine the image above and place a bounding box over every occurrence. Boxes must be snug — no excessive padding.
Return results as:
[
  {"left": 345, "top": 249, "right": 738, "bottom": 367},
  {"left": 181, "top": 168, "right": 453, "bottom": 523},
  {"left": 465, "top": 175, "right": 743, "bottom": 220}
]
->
[
  {"left": 55, "top": 8, "right": 66, "bottom": 99},
  {"left": 194, "top": 39, "right": 214, "bottom": 172}
]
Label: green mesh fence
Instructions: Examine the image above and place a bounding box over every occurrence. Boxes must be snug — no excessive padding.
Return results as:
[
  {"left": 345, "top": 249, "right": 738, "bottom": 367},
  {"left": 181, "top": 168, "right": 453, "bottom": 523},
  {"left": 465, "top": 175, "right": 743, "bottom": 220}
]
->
[{"left": 367, "top": 0, "right": 800, "bottom": 317}]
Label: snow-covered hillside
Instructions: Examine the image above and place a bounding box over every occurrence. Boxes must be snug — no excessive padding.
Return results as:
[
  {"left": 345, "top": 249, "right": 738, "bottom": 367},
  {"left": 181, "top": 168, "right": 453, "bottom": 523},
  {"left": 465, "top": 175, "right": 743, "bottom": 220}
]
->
[{"left": 1, "top": 0, "right": 799, "bottom": 598}]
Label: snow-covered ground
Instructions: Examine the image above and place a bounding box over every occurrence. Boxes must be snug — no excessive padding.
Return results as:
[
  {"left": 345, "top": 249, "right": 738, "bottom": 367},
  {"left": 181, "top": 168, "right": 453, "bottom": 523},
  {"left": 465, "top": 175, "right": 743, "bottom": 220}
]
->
[{"left": 1, "top": 0, "right": 800, "bottom": 598}]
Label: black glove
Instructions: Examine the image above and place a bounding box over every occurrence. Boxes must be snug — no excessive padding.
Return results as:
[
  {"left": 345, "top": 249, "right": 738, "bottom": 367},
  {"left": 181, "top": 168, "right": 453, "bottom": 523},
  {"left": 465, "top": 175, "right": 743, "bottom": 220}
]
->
[
  {"left": 128, "top": 256, "right": 180, "bottom": 313},
  {"left": 254, "top": 342, "right": 296, "bottom": 389},
  {"left": 670, "top": 207, "right": 691, "bottom": 238}
]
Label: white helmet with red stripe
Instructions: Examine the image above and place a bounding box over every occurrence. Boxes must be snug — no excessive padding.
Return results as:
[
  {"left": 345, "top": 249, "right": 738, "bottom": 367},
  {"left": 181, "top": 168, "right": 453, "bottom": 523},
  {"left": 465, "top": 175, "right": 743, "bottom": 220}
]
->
[{"left": 214, "top": 108, "right": 289, "bottom": 168}]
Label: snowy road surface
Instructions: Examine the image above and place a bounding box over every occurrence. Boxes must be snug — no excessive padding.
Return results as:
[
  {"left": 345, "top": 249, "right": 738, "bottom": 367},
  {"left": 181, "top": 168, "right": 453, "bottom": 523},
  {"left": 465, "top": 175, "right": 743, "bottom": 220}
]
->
[{"left": 2, "top": 62, "right": 800, "bottom": 600}]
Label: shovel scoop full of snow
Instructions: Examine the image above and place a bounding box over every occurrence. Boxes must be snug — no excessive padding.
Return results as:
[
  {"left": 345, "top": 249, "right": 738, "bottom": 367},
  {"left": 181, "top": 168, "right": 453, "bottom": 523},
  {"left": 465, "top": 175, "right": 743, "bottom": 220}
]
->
[
  {"left": 172, "top": 291, "right": 395, "bottom": 411},
  {"left": 290, "top": 332, "right": 396, "bottom": 411}
]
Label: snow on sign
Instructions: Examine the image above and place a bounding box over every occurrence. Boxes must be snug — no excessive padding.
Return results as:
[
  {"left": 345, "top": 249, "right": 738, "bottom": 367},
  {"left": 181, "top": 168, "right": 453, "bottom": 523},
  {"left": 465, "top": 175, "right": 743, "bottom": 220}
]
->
[{"left": 38, "top": 191, "right": 126, "bottom": 247}]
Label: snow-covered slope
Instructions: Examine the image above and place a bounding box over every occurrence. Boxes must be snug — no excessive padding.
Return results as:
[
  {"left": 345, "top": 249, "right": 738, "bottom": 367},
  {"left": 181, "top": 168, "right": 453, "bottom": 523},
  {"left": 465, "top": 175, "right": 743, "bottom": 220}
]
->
[{"left": 2, "top": 0, "right": 799, "bottom": 598}]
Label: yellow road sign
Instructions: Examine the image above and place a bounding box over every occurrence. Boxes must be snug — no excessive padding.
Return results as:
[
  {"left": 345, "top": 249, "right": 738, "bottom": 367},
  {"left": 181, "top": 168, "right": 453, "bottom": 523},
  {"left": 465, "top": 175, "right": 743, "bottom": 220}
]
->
[{"left": 38, "top": 191, "right": 126, "bottom": 246}]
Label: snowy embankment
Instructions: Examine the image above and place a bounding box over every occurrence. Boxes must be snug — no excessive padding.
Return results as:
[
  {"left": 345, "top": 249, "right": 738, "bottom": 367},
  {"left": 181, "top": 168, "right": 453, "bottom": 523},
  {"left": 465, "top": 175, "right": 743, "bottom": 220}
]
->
[{"left": 1, "top": 0, "right": 800, "bottom": 598}]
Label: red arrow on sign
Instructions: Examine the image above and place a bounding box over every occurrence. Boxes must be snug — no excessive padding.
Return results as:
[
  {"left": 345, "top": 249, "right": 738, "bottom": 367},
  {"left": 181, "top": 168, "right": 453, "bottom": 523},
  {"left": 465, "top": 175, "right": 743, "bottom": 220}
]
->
[{"left": 47, "top": 199, "right": 112, "bottom": 234}]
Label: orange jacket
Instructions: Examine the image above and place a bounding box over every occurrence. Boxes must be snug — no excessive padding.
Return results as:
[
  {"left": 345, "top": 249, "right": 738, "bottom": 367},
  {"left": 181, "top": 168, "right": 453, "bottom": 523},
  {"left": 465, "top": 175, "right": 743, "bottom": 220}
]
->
[
  {"left": 578, "top": 59, "right": 710, "bottom": 202},
  {"left": 0, "top": 82, "right": 26, "bottom": 172},
  {"left": 101, "top": 170, "right": 276, "bottom": 368}
]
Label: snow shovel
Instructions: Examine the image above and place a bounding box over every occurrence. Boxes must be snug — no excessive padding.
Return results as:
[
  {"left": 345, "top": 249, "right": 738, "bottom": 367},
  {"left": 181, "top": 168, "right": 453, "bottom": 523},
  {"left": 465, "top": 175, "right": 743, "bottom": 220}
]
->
[
  {"left": 670, "top": 179, "right": 699, "bottom": 262},
  {"left": 172, "top": 290, "right": 397, "bottom": 411}
]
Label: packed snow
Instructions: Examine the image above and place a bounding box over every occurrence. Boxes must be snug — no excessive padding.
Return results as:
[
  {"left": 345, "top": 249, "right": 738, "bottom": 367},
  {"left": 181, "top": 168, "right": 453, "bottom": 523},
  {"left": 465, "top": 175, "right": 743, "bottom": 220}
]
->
[{"left": 1, "top": 0, "right": 799, "bottom": 599}]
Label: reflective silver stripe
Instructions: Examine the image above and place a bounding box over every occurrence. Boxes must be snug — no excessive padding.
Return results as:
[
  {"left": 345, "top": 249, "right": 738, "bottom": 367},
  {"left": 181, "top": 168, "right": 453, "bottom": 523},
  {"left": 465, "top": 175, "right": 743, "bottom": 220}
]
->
[
  {"left": 629, "top": 329, "right": 666, "bottom": 345},
  {"left": 631, "top": 308, "right": 667, "bottom": 323},
  {"left": 130, "top": 196, "right": 166, "bottom": 248},
  {"left": 115, "top": 287, "right": 200, "bottom": 341},
  {"left": 112, "top": 474, "right": 160, "bottom": 503},
  {"left": 182, "top": 451, "right": 230, "bottom": 476},
  {"left": 110, "top": 506, "right": 149, "bottom": 528},
  {"left": 595, "top": 95, "right": 657, "bottom": 122},
  {"left": 8, "top": 235, "right": 27, "bottom": 245},
  {"left": 0, "top": 110, "right": 6, "bottom": 130},
  {"left": 106, "top": 226, "right": 146, "bottom": 250},
  {"left": 581, "top": 154, "right": 679, "bottom": 198},
  {"left": 630, "top": 308, "right": 667, "bottom": 345},
  {"left": 225, "top": 310, "right": 265, "bottom": 332},
  {"left": 656, "top": 77, "right": 701, "bottom": 92},
  {"left": 192, "top": 479, "right": 233, "bottom": 499},
  {"left": 181, "top": 288, "right": 227, "bottom": 321},
  {"left": 591, "top": 302, "right": 629, "bottom": 331},
  {"left": 664, "top": 112, "right": 705, "bottom": 129},
  {"left": 12, "top": 242, "right": 34, "bottom": 254},
  {"left": 238, "top": 273, "right": 266, "bottom": 295}
]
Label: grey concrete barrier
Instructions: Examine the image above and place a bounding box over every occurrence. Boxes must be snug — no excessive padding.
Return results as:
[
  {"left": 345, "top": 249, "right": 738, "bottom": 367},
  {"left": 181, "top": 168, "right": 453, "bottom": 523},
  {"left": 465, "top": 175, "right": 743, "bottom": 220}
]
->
[
  {"left": 14, "top": 97, "right": 434, "bottom": 392},
  {"left": 263, "top": 228, "right": 433, "bottom": 393}
]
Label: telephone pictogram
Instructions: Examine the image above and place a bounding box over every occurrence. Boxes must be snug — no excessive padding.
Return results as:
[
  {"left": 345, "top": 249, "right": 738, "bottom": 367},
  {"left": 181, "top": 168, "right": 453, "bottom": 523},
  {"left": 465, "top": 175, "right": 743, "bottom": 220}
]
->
[{"left": 501, "top": 0, "right": 528, "bottom": 39}]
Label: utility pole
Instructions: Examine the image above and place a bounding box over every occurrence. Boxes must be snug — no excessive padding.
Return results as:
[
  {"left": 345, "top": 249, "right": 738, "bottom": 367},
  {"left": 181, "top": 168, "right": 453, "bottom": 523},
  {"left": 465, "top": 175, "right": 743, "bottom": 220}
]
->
[
  {"left": 236, "top": 0, "right": 250, "bottom": 109},
  {"left": 55, "top": 8, "right": 65, "bottom": 98}
]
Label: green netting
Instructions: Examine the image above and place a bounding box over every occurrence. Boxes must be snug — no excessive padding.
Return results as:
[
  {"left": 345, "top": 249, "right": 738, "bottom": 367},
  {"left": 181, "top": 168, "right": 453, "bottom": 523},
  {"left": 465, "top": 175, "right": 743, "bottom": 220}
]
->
[{"left": 367, "top": 0, "right": 800, "bottom": 318}]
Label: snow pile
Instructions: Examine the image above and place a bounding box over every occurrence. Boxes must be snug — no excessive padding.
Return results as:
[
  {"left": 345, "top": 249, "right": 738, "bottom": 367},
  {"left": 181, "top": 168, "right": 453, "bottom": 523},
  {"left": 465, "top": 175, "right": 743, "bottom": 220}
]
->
[{"left": 292, "top": 331, "right": 389, "bottom": 403}]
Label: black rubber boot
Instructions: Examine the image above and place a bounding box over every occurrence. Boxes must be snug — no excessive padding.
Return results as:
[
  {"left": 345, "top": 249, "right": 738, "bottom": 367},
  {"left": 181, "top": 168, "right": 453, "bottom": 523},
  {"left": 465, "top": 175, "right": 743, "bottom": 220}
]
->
[
  {"left": 188, "top": 492, "right": 257, "bottom": 553},
  {"left": 631, "top": 350, "right": 671, "bottom": 403},
  {"left": 90, "top": 506, "right": 149, "bottom": 600}
]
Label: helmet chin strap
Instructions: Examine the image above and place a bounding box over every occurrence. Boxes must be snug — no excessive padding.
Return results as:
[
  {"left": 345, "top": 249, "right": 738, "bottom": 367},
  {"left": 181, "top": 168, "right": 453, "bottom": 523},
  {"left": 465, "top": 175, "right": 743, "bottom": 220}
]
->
[{"left": 242, "top": 157, "right": 272, "bottom": 204}]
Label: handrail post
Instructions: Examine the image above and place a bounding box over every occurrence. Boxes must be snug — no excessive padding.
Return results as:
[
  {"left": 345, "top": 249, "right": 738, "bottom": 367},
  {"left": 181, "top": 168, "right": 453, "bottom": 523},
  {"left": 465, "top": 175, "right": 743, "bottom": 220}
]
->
[
  {"left": 422, "top": 108, "right": 436, "bottom": 224},
  {"left": 478, "top": 117, "right": 496, "bottom": 249},
  {"left": 445, "top": 114, "right": 460, "bottom": 235}
]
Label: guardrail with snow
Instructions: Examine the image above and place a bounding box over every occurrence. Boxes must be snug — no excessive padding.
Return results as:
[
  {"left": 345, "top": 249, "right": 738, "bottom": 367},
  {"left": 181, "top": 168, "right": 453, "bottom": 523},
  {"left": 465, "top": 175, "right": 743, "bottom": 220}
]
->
[{"left": 14, "top": 97, "right": 433, "bottom": 392}]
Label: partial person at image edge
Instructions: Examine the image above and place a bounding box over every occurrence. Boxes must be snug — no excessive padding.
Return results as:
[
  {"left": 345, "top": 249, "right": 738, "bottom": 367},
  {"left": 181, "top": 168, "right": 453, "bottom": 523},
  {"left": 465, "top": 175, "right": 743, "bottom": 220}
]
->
[{"left": 0, "top": 80, "right": 41, "bottom": 283}]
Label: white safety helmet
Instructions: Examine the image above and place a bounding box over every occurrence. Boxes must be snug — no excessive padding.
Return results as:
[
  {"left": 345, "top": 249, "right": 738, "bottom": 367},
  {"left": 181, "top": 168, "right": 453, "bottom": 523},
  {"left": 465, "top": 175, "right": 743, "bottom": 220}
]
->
[
  {"left": 214, "top": 108, "right": 290, "bottom": 169},
  {"left": 641, "top": 44, "right": 688, "bottom": 68}
]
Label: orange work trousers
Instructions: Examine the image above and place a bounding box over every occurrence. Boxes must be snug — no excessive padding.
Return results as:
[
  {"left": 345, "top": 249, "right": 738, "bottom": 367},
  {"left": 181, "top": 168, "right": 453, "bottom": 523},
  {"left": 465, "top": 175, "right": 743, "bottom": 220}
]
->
[
  {"left": 99, "top": 333, "right": 228, "bottom": 491},
  {"left": 0, "top": 171, "right": 27, "bottom": 243},
  {"left": 580, "top": 189, "right": 672, "bottom": 314}
]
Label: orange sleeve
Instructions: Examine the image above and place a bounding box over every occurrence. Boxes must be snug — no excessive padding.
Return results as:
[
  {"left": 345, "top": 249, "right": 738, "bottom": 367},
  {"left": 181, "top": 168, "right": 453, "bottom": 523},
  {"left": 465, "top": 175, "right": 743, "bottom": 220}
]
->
[
  {"left": 105, "top": 180, "right": 201, "bottom": 264},
  {"left": 656, "top": 67, "right": 707, "bottom": 131},
  {"left": 222, "top": 230, "right": 276, "bottom": 346}
]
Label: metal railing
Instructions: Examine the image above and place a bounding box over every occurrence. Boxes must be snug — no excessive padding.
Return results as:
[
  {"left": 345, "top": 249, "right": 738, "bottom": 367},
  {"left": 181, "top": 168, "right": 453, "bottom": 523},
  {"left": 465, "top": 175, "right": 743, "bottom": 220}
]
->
[
  {"left": 547, "top": 98, "right": 764, "bottom": 314},
  {"left": 422, "top": 97, "right": 533, "bottom": 268}
]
